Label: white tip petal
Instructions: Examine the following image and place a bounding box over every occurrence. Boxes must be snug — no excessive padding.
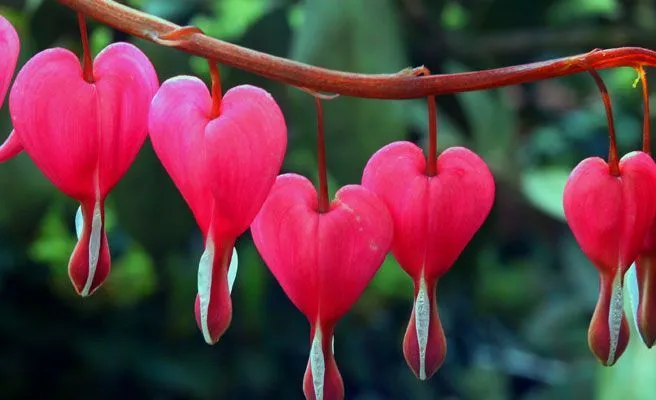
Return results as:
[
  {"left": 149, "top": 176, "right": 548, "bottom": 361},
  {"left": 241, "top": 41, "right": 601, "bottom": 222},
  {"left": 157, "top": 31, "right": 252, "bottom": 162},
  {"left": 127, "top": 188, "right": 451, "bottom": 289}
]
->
[
  {"left": 227, "top": 247, "right": 238, "bottom": 294},
  {"left": 310, "top": 328, "right": 325, "bottom": 400},
  {"left": 80, "top": 201, "right": 102, "bottom": 297},
  {"left": 198, "top": 237, "right": 215, "bottom": 344},
  {"left": 75, "top": 205, "right": 83, "bottom": 240},
  {"left": 625, "top": 262, "right": 641, "bottom": 334},
  {"left": 607, "top": 268, "right": 624, "bottom": 365},
  {"left": 415, "top": 278, "right": 430, "bottom": 380}
]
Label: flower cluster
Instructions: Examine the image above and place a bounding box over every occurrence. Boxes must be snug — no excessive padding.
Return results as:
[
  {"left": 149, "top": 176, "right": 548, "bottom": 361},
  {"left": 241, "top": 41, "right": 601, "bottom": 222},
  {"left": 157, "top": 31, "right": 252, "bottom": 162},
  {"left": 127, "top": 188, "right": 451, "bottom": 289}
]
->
[{"left": 5, "top": 10, "right": 652, "bottom": 400}]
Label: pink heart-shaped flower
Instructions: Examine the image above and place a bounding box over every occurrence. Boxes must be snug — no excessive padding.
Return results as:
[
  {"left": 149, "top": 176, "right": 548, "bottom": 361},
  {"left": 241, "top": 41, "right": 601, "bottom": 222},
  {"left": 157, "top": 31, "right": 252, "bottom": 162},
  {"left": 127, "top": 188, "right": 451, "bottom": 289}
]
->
[
  {"left": 8, "top": 42, "right": 158, "bottom": 296},
  {"left": 563, "top": 151, "right": 656, "bottom": 365},
  {"left": 362, "top": 141, "right": 495, "bottom": 380},
  {"left": 149, "top": 77, "right": 287, "bottom": 344},
  {"left": 251, "top": 173, "right": 393, "bottom": 400},
  {"left": 0, "top": 15, "right": 22, "bottom": 162}
]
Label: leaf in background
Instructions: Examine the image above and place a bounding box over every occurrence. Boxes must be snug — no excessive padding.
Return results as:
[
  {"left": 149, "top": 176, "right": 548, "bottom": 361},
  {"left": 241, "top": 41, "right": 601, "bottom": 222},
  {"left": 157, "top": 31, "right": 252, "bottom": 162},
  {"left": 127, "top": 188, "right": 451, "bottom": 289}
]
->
[
  {"left": 548, "top": 0, "right": 617, "bottom": 24},
  {"left": 90, "top": 26, "right": 112, "bottom": 56},
  {"left": 192, "top": 0, "right": 268, "bottom": 41},
  {"left": 367, "top": 255, "right": 412, "bottom": 299},
  {"left": 288, "top": 0, "right": 409, "bottom": 184},
  {"left": 28, "top": 203, "right": 77, "bottom": 296},
  {"left": 520, "top": 167, "right": 570, "bottom": 221},
  {"left": 446, "top": 61, "right": 518, "bottom": 179},
  {"left": 103, "top": 243, "right": 157, "bottom": 307}
]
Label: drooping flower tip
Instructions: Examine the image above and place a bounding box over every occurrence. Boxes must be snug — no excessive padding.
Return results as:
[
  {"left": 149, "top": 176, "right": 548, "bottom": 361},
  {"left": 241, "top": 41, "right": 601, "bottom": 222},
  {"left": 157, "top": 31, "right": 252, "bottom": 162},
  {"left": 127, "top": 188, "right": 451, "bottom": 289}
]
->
[
  {"left": 194, "top": 243, "right": 238, "bottom": 345},
  {"left": 588, "top": 270, "right": 630, "bottom": 366},
  {"left": 631, "top": 254, "right": 656, "bottom": 348},
  {"left": 68, "top": 201, "right": 111, "bottom": 297},
  {"left": 402, "top": 278, "right": 446, "bottom": 380},
  {"left": 302, "top": 326, "right": 344, "bottom": 400}
]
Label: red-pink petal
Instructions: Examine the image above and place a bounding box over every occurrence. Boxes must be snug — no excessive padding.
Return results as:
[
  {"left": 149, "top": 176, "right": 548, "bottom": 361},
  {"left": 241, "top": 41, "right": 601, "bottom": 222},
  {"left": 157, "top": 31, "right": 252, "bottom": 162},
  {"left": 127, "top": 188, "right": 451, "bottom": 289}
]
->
[
  {"left": 9, "top": 43, "right": 158, "bottom": 200},
  {"left": 148, "top": 76, "right": 213, "bottom": 234},
  {"left": 205, "top": 85, "right": 287, "bottom": 240},
  {"left": 362, "top": 141, "right": 495, "bottom": 281},
  {"left": 251, "top": 173, "right": 393, "bottom": 326},
  {"left": 0, "top": 15, "right": 19, "bottom": 108},
  {"left": 563, "top": 152, "right": 656, "bottom": 274},
  {"left": 0, "top": 130, "right": 22, "bottom": 163}
]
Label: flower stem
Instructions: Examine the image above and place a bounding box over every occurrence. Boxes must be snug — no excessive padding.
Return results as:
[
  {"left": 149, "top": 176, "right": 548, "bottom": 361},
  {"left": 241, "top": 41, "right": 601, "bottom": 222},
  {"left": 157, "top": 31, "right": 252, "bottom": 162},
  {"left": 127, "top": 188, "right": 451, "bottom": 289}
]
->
[
  {"left": 208, "top": 61, "right": 222, "bottom": 119},
  {"left": 314, "top": 96, "right": 329, "bottom": 213},
  {"left": 57, "top": 0, "right": 656, "bottom": 100},
  {"left": 77, "top": 12, "right": 93, "bottom": 83},
  {"left": 638, "top": 66, "right": 651, "bottom": 155},
  {"left": 589, "top": 70, "right": 620, "bottom": 176}
]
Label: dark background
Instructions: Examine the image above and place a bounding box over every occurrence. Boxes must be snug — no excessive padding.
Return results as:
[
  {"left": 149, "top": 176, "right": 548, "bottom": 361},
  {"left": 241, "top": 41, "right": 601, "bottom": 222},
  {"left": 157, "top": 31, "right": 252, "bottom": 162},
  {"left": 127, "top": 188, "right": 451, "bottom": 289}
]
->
[{"left": 0, "top": 0, "right": 654, "bottom": 399}]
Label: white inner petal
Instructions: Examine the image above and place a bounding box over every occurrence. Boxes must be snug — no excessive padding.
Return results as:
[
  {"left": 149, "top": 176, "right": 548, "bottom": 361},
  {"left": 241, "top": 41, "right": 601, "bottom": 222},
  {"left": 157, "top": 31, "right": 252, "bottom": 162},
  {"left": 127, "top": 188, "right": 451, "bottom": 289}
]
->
[
  {"left": 415, "top": 277, "right": 430, "bottom": 380},
  {"left": 227, "top": 247, "right": 238, "bottom": 294},
  {"left": 75, "top": 206, "right": 83, "bottom": 240},
  {"left": 607, "top": 268, "right": 624, "bottom": 365},
  {"left": 309, "top": 327, "right": 325, "bottom": 400},
  {"left": 331, "top": 335, "right": 335, "bottom": 354},
  {"left": 625, "top": 262, "right": 641, "bottom": 335},
  {"left": 80, "top": 201, "right": 102, "bottom": 297},
  {"left": 198, "top": 236, "right": 215, "bottom": 344}
]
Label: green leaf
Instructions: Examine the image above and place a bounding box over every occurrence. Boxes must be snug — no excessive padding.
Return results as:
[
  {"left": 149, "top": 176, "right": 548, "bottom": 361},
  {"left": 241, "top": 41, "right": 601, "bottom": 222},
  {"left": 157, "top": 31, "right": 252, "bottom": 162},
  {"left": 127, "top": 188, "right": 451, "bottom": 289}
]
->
[
  {"left": 520, "top": 167, "right": 570, "bottom": 221},
  {"left": 288, "top": 0, "right": 409, "bottom": 183},
  {"left": 103, "top": 243, "right": 157, "bottom": 306},
  {"left": 548, "top": 0, "right": 617, "bottom": 23},
  {"left": 446, "top": 61, "right": 518, "bottom": 177}
]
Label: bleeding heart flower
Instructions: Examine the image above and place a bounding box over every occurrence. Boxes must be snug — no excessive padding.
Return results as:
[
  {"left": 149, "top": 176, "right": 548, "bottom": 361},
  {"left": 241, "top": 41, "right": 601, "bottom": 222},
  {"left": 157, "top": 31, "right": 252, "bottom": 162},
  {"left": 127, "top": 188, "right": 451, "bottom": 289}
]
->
[
  {"left": 0, "top": 15, "right": 22, "bottom": 162},
  {"left": 563, "top": 151, "right": 656, "bottom": 365},
  {"left": 362, "top": 141, "right": 495, "bottom": 380},
  {"left": 251, "top": 174, "right": 393, "bottom": 400},
  {"left": 149, "top": 77, "right": 287, "bottom": 344},
  {"left": 8, "top": 43, "right": 159, "bottom": 296}
]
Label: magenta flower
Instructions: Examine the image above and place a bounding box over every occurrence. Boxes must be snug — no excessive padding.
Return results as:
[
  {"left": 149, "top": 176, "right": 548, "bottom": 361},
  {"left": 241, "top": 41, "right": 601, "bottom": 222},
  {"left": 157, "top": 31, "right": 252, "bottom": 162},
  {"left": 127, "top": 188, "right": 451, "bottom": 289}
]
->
[
  {"left": 362, "top": 142, "right": 495, "bottom": 379},
  {"left": 6, "top": 42, "right": 159, "bottom": 296},
  {"left": 563, "top": 152, "right": 656, "bottom": 365},
  {"left": 251, "top": 174, "right": 393, "bottom": 400},
  {"left": 149, "top": 77, "right": 287, "bottom": 344}
]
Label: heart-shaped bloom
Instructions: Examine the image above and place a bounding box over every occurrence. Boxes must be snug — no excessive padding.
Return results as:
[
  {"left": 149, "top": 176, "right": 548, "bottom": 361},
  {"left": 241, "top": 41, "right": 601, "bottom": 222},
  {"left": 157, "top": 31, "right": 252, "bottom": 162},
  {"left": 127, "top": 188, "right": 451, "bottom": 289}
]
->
[
  {"left": 251, "top": 174, "right": 393, "bottom": 400},
  {"left": 0, "top": 15, "right": 21, "bottom": 162},
  {"left": 362, "top": 141, "right": 495, "bottom": 380},
  {"left": 149, "top": 77, "right": 287, "bottom": 345},
  {"left": 563, "top": 151, "right": 656, "bottom": 365},
  {"left": 8, "top": 42, "right": 159, "bottom": 296}
]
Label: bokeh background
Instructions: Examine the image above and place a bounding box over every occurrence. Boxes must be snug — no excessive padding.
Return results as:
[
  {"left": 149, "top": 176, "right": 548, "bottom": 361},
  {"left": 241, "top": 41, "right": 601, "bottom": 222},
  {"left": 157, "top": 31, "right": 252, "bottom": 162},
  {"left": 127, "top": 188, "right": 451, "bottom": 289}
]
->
[{"left": 0, "top": 0, "right": 655, "bottom": 399}]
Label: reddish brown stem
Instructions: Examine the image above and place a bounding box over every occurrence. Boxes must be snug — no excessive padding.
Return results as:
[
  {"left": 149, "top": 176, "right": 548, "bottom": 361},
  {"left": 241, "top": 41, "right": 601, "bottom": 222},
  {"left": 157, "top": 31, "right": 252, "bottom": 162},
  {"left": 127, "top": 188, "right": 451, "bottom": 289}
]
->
[
  {"left": 77, "top": 12, "right": 94, "bottom": 83},
  {"left": 639, "top": 66, "right": 651, "bottom": 155},
  {"left": 57, "top": 0, "right": 656, "bottom": 99},
  {"left": 314, "top": 96, "right": 329, "bottom": 213},
  {"left": 426, "top": 95, "right": 437, "bottom": 176},
  {"left": 589, "top": 70, "right": 620, "bottom": 176},
  {"left": 208, "top": 61, "right": 222, "bottom": 119}
]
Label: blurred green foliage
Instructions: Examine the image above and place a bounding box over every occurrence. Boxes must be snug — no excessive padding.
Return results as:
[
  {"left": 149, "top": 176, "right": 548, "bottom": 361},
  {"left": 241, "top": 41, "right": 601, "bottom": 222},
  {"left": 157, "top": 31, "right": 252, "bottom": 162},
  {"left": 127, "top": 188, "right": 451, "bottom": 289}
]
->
[{"left": 1, "top": 0, "right": 655, "bottom": 399}]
